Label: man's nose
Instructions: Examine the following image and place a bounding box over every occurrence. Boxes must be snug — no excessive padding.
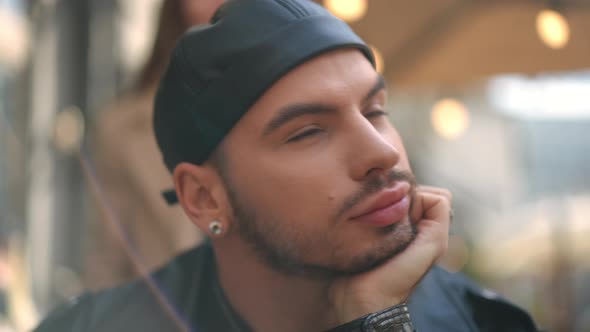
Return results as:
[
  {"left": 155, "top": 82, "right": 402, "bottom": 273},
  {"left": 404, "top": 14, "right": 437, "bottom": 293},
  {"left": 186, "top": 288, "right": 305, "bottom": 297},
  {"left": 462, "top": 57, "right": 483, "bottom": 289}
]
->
[{"left": 347, "top": 117, "right": 401, "bottom": 181}]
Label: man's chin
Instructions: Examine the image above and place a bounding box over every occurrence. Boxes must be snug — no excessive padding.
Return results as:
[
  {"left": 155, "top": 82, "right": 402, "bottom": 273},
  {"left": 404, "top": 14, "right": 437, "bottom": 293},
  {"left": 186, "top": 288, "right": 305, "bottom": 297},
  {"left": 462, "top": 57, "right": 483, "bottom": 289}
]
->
[
  {"left": 339, "top": 219, "right": 417, "bottom": 276},
  {"left": 235, "top": 213, "right": 416, "bottom": 279}
]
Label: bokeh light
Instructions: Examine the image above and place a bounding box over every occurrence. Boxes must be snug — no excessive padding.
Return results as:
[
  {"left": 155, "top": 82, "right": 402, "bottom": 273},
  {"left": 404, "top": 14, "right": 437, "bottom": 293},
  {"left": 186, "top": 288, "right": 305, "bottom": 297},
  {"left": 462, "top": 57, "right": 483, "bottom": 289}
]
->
[
  {"left": 536, "top": 9, "right": 570, "bottom": 50},
  {"left": 0, "top": 6, "right": 30, "bottom": 70},
  {"left": 431, "top": 98, "right": 470, "bottom": 140},
  {"left": 369, "top": 45, "right": 384, "bottom": 74},
  {"left": 53, "top": 106, "right": 85, "bottom": 153},
  {"left": 323, "top": 0, "right": 368, "bottom": 23}
]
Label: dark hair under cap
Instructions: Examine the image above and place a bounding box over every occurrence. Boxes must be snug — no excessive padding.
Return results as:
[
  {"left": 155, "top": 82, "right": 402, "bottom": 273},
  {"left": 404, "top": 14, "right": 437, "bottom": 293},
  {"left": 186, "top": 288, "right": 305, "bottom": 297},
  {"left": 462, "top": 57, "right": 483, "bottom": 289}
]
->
[{"left": 154, "top": 0, "right": 375, "bottom": 175}]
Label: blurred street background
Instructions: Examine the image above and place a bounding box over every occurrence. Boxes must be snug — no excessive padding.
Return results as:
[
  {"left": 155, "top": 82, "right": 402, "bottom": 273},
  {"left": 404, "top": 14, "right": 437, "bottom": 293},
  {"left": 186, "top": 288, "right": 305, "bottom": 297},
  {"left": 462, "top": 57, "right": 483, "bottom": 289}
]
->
[{"left": 0, "top": 0, "right": 589, "bottom": 331}]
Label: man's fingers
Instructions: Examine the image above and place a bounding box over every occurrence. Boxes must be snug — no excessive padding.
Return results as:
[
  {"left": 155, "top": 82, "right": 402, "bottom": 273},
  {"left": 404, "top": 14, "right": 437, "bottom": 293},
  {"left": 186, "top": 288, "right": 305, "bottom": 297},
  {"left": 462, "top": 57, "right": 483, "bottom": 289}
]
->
[
  {"left": 410, "top": 191, "right": 423, "bottom": 223},
  {"left": 365, "top": 197, "right": 451, "bottom": 295},
  {"left": 410, "top": 190, "right": 452, "bottom": 225},
  {"left": 419, "top": 192, "right": 451, "bottom": 223},
  {"left": 416, "top": 185, "right": 452, "bottom": 201},
  {"left": 328, "top": 187, "right": 453, "bottom": 322}
]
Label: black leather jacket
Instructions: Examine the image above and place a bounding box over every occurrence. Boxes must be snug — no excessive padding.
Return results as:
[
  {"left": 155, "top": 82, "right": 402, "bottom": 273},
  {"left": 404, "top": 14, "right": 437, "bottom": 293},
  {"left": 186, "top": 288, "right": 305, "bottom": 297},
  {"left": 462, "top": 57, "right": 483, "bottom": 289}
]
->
[{"left": 33, "top": 243, "right": 539, "bottom": 332}]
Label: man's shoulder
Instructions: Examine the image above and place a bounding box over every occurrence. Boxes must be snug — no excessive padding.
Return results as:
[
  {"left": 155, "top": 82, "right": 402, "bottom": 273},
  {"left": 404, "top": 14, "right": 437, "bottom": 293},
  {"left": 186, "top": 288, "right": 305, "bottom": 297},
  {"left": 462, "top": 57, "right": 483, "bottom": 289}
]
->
[
  {"left": 33, "top": 244, "right": 213, "bottom": 332},
  {"left": 410, "top": 265, "right": 539, "bottom": 332},
  {"left": 33, "top": 278, "right": 162, "bottom": 332}
]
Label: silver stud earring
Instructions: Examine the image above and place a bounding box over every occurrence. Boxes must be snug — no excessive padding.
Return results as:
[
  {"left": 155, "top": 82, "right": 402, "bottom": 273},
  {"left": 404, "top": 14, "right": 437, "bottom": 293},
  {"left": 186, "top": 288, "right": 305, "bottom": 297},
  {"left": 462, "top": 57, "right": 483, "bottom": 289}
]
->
[{"left": 209, "top": 220, "right": 223, "bottom": 236}]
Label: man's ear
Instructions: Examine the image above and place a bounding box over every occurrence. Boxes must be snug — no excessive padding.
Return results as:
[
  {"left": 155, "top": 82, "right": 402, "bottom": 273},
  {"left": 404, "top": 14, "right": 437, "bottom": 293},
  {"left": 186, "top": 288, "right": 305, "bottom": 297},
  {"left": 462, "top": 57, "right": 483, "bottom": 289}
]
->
[{"left": 173, "top": 162, "right": 230, "bottom": 237}]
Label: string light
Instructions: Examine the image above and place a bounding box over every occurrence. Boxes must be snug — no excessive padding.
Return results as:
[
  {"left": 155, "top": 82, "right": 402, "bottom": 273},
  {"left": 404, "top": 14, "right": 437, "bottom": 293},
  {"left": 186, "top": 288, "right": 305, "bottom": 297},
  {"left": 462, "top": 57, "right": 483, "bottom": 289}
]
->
[
  {"left": 323, "top": 0, "right": 368, "bottom": 23},
  {"left": 536, "top": 9, "right": 570, "bottom": 49},
  {"left": 431, "top": 98, "right": 469, "bottom": 140}
]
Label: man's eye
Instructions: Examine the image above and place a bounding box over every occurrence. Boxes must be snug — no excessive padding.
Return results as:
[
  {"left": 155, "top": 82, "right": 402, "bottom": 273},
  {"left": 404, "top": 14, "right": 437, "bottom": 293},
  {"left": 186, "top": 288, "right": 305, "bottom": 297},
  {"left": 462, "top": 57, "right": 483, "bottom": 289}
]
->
[
  {"left": 287, "top": 128, "right": 322, "bottom": 143},
  {"left": 364, "top": 110, "right": 388, "bottom": 118}
]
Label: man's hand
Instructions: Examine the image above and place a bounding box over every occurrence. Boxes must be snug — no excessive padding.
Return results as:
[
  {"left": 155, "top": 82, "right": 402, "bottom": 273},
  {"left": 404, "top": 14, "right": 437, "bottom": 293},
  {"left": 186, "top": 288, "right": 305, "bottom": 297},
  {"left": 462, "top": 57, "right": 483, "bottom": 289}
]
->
[{"left": 328, "top": 186, "right": 452, "bottom": 324}]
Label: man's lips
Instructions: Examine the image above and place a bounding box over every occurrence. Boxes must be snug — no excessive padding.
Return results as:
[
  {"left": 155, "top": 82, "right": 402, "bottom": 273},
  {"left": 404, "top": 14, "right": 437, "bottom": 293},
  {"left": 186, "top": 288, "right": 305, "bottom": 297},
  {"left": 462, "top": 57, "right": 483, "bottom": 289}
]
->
[{"left": 348, "top": 182, "right": 411, "bottom": 227}]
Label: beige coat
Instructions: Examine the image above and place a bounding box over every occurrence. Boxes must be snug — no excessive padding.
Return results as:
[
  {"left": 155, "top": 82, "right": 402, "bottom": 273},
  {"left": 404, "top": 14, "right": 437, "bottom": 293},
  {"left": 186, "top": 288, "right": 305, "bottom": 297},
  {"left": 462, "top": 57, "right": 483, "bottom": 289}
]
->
[{"left": 84, "top": 88, "right": 202, "bottom": 290}]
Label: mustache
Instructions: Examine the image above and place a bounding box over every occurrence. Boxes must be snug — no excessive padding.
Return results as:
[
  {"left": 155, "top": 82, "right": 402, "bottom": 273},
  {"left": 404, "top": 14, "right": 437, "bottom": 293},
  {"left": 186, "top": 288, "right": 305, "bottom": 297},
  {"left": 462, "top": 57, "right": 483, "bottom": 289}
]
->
[{"left": 336, "top": 169, "right": 416, "bottom": 219}]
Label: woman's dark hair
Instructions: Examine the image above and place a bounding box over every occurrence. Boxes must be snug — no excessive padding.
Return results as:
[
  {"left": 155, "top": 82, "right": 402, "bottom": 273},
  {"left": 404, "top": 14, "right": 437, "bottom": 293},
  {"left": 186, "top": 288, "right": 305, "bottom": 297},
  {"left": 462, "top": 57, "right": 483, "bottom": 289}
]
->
[{"left": 134, "top": 0, "right": 189, "bottom": 92}]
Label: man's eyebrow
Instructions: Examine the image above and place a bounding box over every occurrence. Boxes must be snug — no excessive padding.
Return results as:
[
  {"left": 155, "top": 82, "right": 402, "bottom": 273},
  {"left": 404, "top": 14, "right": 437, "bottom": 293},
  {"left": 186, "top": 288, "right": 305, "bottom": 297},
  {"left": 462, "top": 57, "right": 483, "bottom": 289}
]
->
[
  {"left": 262, "top": 75, "right": 386, "bottom": 137},
  {"left": 262, "top": 104, "right": 336, "bottom": 137}
]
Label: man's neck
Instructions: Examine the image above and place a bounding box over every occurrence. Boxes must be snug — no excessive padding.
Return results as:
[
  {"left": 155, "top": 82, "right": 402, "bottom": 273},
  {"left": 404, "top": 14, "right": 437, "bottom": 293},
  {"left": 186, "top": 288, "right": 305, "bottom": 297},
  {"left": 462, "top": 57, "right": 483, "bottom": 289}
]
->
[{"left": 213, "top": 238, "right": 339, "bottom": 332}]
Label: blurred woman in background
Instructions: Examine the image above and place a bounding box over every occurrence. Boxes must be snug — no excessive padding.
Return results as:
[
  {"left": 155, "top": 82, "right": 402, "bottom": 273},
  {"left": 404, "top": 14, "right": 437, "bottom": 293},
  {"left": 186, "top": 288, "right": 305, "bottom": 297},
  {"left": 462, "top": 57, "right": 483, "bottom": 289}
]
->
[{"left": 85, "top": 0, "right": 225, "bottom": 289}]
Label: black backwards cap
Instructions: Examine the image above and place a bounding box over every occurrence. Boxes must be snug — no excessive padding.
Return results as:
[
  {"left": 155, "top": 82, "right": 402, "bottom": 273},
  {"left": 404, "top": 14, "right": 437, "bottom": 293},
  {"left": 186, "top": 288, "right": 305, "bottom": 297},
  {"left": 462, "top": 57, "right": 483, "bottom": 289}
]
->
[{"left": 154, "top": 0, "right": 375, "bottom": 203}]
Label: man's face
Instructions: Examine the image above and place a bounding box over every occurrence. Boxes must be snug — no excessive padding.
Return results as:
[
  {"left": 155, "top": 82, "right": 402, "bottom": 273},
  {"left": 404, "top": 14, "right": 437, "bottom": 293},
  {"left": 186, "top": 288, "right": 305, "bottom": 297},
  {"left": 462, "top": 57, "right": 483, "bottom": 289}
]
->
[{"left": 217, "top": 49, "right": 417, "bottom": 278}]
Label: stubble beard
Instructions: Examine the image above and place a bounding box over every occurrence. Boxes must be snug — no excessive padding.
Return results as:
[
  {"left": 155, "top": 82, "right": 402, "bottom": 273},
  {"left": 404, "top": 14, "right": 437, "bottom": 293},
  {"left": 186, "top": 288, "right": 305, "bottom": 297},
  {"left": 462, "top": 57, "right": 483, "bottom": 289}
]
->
[{"left": 217, "top": 164, "right": 418, "bottom": 280}]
